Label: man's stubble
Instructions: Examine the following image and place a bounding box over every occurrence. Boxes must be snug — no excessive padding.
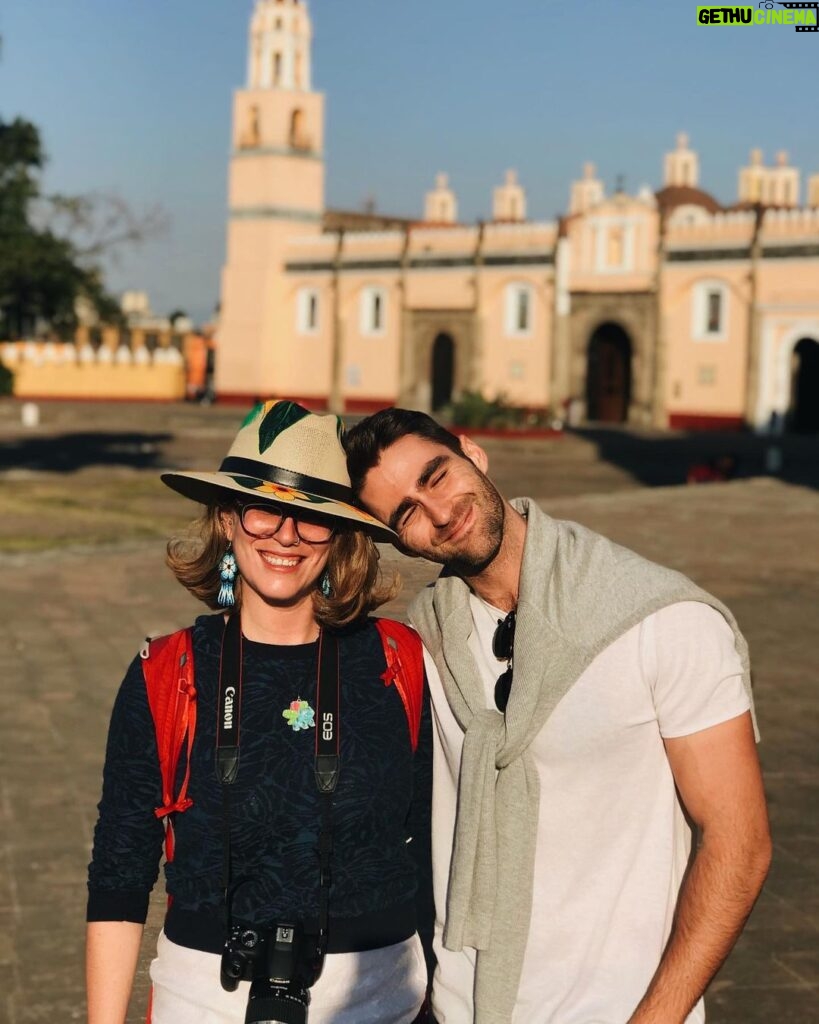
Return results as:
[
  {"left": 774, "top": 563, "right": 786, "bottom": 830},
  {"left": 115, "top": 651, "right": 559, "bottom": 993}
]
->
[{"left": 426, "top": 467, "right": 506, "bottom": 578}]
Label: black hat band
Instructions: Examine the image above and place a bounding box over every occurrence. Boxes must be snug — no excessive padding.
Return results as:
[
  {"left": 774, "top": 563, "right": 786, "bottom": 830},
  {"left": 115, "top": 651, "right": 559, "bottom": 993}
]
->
[{"left": 219, "top": 457, "right": 356, "bottom": 506}]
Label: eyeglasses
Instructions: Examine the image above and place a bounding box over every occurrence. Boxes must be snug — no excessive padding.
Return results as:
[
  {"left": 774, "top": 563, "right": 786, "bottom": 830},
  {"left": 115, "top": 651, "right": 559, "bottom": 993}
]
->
[
  {"left": 237, "top": 502, "right": 336, "bottom": 544},
  {"left": 492, "top": 609, "right": 516, "bottom": 713}
]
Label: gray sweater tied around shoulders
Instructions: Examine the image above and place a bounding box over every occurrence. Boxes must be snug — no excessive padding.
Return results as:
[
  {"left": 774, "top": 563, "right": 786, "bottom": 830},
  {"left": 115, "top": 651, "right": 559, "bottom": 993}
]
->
[{"left": 409, "top": 497, "right": 755, "bottom": 1024}]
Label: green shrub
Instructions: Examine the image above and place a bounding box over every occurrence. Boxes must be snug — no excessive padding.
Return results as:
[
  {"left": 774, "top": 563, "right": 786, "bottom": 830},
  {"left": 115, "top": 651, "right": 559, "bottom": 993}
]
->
[
  {"left": 445, "top": 390, "right": 554, "bottom": 430},
  {"left": 0, "top": 362, "right": 14, "bottom": 397}
]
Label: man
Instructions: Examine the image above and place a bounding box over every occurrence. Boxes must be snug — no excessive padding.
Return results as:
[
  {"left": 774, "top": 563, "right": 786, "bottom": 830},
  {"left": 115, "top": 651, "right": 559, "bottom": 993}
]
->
[{"left": 345, "top": 409, "right": 771, "bottom": 1024}]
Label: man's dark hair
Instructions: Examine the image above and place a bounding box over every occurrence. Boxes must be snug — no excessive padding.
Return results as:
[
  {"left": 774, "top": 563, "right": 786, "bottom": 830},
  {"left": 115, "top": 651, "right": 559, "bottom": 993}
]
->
[{"left": 344, "top": 407, "right": 464, "bottom": 498}]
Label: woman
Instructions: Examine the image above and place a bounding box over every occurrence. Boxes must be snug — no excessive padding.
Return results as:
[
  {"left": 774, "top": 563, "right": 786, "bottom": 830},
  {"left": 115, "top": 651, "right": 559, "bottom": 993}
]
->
[{"left": 86, "top": 400, "right": 432, "bottom": 1024}]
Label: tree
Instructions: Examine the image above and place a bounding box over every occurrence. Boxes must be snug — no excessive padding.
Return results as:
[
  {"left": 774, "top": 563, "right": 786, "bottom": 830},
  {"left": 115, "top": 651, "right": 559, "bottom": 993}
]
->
[{"left": 0, "top": 115, "right": 165, "bottom": 340}]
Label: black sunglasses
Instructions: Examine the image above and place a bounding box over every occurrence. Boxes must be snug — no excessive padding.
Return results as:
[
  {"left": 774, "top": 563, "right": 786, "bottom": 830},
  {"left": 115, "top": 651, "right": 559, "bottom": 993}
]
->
[
  {"left": 236, "top": 501, "right": 336, "bottom": 544},
  {"left": 492, "top": 610, "right": 516, "bottom": 713}
]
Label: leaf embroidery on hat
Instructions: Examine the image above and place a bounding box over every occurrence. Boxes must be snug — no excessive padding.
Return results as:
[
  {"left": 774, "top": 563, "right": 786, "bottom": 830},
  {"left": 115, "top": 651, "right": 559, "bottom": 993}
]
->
[
  {"left": 335, "top": 499, "right": 379, "bottom": 523},
  {"left": 257, "top": 401, "right": 310, "bottom": 454}
]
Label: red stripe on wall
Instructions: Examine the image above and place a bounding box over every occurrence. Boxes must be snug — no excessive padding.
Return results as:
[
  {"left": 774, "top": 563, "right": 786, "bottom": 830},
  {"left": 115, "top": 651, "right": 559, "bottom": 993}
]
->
[{"left": 668, "top": 413, "right": 745, "bottom": 431}]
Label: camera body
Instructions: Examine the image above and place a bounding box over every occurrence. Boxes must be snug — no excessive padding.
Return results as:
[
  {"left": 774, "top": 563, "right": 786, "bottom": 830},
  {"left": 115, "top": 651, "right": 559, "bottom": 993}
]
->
[{"left": 221, "top": 921, "right": 318, "bottom": 1024}]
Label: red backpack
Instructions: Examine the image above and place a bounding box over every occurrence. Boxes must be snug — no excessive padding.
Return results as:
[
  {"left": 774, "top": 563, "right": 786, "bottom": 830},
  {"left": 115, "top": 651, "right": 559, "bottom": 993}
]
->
[{"left": 139, "top": 618, "right": 425, "bottom": 865}]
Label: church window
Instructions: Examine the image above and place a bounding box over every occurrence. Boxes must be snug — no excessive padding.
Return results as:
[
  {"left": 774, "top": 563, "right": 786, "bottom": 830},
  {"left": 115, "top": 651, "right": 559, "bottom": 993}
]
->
[
  {"left": 273, "top": 52, "right": 282, "bottom": 85},
  {"left": 504, "top": 283, "right": 533, "bottom": 337},
  {"left": 692, "top": 281, "right": 728, "bottom": 341},
  {"left": 361, "top": 287, "right": 387, "bottom": 336},
  {"left": 297, "top": 288, "right": 320, "bottom": 334},
  {"left": 706, "top": 291, "right": 721, "bottom": 333},
  {"left": 592, "top": 217, "right": 634, "bottom": 272}
]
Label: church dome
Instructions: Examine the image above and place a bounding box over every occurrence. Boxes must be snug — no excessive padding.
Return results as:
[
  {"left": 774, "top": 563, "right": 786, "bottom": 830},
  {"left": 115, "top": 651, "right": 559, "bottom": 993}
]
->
[{"left": 655, "top": 184, "right": 721, "bottom": 216}]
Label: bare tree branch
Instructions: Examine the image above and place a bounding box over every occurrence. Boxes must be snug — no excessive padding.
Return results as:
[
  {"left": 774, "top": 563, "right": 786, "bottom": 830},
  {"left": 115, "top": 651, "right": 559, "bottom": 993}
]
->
[{"left": 33, "top": 192, "right": 170, "bottom": 265}]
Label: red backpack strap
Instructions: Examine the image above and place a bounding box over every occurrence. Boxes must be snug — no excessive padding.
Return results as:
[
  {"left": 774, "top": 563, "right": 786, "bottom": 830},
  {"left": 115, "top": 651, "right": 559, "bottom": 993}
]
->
[
  {"left": 140, "top": 627, "right": 197, "bottom": 863},
  {"left": 375, "top": 619, "right": 425, "bottom": 752}
]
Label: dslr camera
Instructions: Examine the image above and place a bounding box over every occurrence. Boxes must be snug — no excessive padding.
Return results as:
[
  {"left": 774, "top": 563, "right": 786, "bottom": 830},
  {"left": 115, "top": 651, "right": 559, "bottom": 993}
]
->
[{"left": 220, "top": 921, "right": 321, "bottom": 1024}]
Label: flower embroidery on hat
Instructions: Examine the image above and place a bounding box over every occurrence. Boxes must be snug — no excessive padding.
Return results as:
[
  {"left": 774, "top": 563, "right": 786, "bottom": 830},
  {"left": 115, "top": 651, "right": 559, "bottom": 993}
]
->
[{"left": 252, "top": 483, "right": 308, "bottom": 502}]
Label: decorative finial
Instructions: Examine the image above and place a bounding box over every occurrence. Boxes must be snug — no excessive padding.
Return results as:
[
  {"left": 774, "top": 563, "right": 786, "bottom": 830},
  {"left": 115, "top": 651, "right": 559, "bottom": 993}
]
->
[
  {"left": 583, "top": 161, "right": 596, "bottom": 180},
  {"left": 435, "top": 172, "right": 449, "bottom": 189},
  {"left": 677, "top": 131, "right": 689, "bottom": 149}
]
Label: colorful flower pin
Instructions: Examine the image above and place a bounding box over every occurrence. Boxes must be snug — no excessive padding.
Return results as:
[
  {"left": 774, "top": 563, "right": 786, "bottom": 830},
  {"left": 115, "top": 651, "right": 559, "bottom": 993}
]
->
[{"left": 282, "top": 698, "right": 315, "bottom": 732}]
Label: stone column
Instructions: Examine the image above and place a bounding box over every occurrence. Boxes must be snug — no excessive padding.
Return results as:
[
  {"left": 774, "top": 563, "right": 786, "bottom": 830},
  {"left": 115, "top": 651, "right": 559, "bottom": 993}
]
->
[
  {"left": 469, "top": 222, "right": 485, "bottom": 392},
  {"left": 650, "top": 218, "right": 667, "bottom": 428},
  {"left": 744, "top": 210, "right": 763, "bottom": 427},
  {"left": 328, "top": 230, "right": 345, "bottom": 414},
  {"left": 397, "top": 227, "right": 416, "bottom": 406}
]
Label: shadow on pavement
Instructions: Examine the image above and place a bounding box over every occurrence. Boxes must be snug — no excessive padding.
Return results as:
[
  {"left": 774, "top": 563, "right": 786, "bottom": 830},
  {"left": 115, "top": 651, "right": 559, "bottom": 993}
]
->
[
  {"left": 0, "top": 432, "right": 172, "bottom": 472},
  {"left": 573, "top": 427, "right": 819, "bottom": 491}
]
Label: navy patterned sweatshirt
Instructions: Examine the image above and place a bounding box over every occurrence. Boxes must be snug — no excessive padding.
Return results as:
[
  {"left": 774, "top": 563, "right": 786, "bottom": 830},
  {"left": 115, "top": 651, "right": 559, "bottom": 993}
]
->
[{"left": 87, "top": 613, "right": 433, "bottom": 956}]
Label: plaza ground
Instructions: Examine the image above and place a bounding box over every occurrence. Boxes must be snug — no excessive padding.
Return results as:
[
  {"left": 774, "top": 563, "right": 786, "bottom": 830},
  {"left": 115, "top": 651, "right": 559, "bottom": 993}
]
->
[{"left": 1, "top": 400, "right": 817, "bottom": 1022}]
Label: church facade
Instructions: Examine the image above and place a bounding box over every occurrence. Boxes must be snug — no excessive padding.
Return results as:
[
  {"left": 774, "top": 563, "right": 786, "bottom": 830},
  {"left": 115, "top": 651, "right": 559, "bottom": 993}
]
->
[{"left": 216, "top": 0, "right": 819, "bottom": 431}]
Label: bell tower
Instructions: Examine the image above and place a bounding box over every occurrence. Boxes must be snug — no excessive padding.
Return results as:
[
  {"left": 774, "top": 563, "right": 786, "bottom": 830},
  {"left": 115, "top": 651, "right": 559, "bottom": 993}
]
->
[{"left": 216, "top": 0, "right": 325, "bottom": 400}]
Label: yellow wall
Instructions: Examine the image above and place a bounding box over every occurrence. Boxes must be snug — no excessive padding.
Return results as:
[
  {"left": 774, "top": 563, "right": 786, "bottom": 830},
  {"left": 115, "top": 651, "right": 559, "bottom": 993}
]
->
[{"left": 6, "top": 360, "right": 185, "bottom": 401}]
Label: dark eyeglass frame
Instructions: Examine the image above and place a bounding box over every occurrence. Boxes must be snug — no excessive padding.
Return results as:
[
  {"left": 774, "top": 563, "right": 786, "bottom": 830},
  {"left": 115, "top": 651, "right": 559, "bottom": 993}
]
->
[
  {"left": 492, "top": 610, "right": 516, "bottom": 713},
  {"left": 237, "top": 501, "right": 336, "bottom": 544}
]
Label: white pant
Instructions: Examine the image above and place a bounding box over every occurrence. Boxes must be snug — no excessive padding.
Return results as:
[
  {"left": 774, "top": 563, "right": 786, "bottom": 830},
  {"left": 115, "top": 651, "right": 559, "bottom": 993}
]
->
[{"left": 149, "top": 930, "right": 426, "bottom": 1024}]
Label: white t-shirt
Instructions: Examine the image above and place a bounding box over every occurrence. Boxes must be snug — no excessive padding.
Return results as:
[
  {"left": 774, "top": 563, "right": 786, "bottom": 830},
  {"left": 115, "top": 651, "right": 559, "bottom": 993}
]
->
[{"left": 425, "top": 600, "right": 750, "bottom": 1024}]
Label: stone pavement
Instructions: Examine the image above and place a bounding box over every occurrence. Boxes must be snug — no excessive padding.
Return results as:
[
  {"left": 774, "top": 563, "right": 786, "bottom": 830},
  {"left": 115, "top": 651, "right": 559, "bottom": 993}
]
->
[{"left": 1, "top": 404, "right": 818, "bottom": 1023}]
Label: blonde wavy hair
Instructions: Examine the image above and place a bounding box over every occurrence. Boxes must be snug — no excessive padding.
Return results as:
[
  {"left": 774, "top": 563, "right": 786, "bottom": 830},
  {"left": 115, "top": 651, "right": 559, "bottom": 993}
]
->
[{"left": 166, "top": 505, "right": 399, "bottom": 629}]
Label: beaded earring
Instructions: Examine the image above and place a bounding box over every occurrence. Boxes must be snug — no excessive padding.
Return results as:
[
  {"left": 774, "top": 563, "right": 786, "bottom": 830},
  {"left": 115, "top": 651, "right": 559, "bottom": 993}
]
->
[
  {"left": 319, "top": 569, "right": 332, "bottom": 597},
  {"left": 217, "top": 544, "right": 238, "bottom": 607}
]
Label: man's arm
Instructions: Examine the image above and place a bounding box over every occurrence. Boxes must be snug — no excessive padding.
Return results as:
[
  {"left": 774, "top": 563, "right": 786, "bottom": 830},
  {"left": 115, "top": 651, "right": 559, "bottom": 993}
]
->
[{"left": 627, "top": 711, "right": 771, "bottom": 1024}]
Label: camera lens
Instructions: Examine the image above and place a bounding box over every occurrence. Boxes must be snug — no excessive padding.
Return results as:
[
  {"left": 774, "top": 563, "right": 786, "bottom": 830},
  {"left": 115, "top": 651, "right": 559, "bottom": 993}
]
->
[{"left": 245, "top": 980, "right": 309, "bottom": 1024}]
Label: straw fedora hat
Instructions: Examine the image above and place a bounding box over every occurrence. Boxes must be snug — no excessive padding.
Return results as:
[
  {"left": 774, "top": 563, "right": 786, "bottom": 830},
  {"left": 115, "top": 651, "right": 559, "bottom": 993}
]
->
[{"left": 161, "top": 399, "right": 395, "bottom": 543}]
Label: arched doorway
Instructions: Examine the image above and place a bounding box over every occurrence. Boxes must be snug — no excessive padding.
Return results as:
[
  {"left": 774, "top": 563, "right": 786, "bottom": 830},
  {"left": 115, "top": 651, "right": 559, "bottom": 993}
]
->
[
  {"left": 431, "top": 333, "right": 455, "bottom": 411},
  {"left": 586, "top": 323, "right": 632, "bottom": 423},
  {"left": 790, "top": 337, "right": 819, "bottom": 432}
]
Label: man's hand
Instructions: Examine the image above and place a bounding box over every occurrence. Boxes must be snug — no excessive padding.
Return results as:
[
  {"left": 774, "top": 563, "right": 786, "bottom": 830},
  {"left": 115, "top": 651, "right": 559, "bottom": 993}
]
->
[{"left": 627, "top": 711, "right": 771, "bottom": 1024}]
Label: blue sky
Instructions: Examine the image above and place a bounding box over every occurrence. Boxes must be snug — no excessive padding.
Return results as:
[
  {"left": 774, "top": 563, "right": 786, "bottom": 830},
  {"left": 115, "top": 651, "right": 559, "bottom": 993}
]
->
[{"left": 2, "top": 0, "right": 816, "bottom": 324}]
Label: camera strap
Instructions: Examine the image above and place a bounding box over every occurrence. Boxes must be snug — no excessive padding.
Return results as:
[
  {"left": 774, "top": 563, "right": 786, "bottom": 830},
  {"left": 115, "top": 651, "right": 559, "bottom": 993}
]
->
[
  {"left": 314, "top": 628, "right": 340, "bottom": 962},
  {"left": 215, "top": 612, "right": 340, "bottom": 963}
]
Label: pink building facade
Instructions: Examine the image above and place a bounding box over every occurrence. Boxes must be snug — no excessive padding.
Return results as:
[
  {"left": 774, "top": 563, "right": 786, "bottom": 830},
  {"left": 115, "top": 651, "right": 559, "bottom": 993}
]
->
[{"left": 215, "top": 1, "right": 819, "bottom": 431}]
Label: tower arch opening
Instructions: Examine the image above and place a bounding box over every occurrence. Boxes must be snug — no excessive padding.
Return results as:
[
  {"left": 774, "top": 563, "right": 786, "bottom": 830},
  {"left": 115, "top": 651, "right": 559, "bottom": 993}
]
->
[{"left": 289, "top": 108, "right": 308, "bottom": 149}]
